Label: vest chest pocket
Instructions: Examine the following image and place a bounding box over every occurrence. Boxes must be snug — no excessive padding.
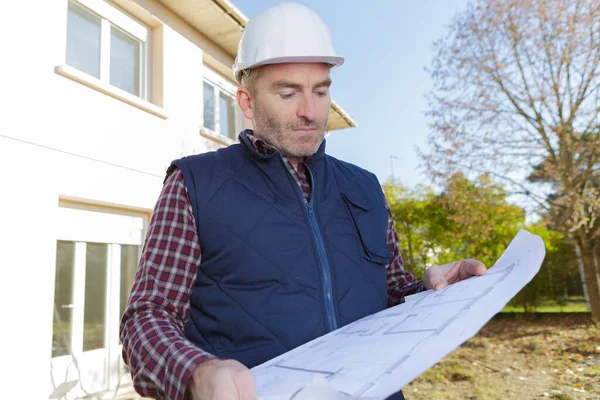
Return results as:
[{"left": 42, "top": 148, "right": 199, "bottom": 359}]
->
[{"left": 341, "top": 188, "right": 393, "bottom": 266}]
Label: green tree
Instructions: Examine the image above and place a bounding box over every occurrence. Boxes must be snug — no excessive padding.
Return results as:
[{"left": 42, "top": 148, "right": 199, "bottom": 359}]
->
[
  {"left": 424, "top": 0, "right": 600, "bottom": 320},
  {"left": 385, "top": 174, "right": 582, "bottom": 311},
  {"left": 383, "top": 183, "right": 438, "bottom": 279},
  {"left": 431, "top": 173, "right": 525, "bottom": 268},
  {"left": 384, "top": 173, "right": 524, "bottom": 276},
  {"left": 511, "top": 223, "right": 582, "bottom": 311}
]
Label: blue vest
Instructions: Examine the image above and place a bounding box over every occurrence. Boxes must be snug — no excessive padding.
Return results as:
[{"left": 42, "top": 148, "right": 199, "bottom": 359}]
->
[{"left": 170, "top": 132, "right": 392, "bottom": 368}]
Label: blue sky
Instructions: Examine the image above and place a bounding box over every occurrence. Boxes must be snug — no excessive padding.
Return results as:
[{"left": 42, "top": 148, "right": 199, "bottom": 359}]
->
[{"left": 233, "top": 0, "right": 471, "bottom": 187}]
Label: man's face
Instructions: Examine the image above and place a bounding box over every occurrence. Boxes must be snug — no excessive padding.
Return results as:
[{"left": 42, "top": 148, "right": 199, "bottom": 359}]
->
[{"left": 250, "top": 63, "right": 332, "bottom": 158}]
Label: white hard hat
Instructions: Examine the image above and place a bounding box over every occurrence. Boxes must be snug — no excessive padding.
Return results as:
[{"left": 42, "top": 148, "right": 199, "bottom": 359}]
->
[{"left": 233, "top": 2, "right": 344, "bottom": 84}]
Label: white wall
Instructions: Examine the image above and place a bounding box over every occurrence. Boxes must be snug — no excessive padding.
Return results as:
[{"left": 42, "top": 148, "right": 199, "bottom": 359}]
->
[{"left": 0, "top": 0, "right": 238, "bottom": 397}]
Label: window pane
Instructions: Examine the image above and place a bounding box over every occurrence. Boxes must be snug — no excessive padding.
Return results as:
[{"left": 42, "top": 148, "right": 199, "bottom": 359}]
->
[
  {"left": 66, "top": 2, "right": 101, "bottom": 79},
  {"left": 120, "top": 245, "right": 140, "bottom": 318},
  {"left": 83, "top": 243, "right": 107, "bottom": 352},
  {"left": 110, "top": 27, "right": 141, "bottom": 96},
  {"left": 219, "top": 93, "right": 236, "bottom": 139},
  {"left": 203, "top": 83, "right": 215, "bottom": 131},
  {"left": 52, "top": 241, "right": 76, "bottom": 358}
]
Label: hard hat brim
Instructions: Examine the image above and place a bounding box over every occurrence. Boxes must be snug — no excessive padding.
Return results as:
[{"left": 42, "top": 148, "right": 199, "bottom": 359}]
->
[{"left": 234, "top": 55, "right": 344, "bottom": 84}]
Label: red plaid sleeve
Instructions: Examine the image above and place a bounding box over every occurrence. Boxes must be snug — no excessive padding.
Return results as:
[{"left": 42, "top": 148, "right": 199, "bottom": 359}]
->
[
  {"left": 385, "top": 199, "right": 425, "bottom": 307},
  {"left": 120, "top": 169, "right": 215, "bottom": 400}
]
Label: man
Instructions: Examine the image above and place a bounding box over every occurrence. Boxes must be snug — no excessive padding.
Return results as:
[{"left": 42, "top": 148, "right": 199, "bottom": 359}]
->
[{"left": 120, "top": 3, "right": 486, "bottom": 400}]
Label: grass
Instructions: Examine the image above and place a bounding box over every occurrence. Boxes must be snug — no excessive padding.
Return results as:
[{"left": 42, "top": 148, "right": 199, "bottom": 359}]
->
[
  {"left": 502, "top": 296, "right": 589, "bottom": 313},
  {"left": 420, "top": 360, "right": 477, "bottom": 384},
  {"left": 406, "top": 314, "right": 600, "bottom": 399}
]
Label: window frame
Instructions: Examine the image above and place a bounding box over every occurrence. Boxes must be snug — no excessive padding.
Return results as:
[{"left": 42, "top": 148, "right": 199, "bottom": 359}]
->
[
  {"left": 201, "top": 67, "right": 244, "bottom": 144},
  {"left": 51, "top": 204, "right": 147, "bottom": 395},
  {"left": 66, "top": 0, "right": 150, "bottom": 100}
]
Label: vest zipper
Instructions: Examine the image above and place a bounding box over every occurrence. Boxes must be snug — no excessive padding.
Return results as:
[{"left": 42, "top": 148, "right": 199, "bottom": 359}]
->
[{"left": 279, "top": 156, "right": 338, "bottom": 332}]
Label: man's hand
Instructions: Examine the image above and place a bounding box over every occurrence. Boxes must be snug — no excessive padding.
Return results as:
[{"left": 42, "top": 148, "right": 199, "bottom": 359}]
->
[
  {"left": 186, "top": 359, "right": 258, "bottom": 400},
  {"left": 424, "top": 259, "right": 486, "bottom": 291}
]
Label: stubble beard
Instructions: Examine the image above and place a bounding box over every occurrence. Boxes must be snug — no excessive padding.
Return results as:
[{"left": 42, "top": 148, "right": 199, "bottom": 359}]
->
[{"left": 253, "top": 107, "right": 326, "bottom": 158}]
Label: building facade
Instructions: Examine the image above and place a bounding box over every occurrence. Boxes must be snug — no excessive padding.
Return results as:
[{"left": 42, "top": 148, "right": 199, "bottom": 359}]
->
[{"left": 0, "top": 0, "right": 355, "bottom": 398}]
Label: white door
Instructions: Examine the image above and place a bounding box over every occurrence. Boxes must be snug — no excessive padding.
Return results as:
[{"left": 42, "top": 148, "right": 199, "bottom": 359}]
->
[{"left": 51, "top": 206, "right": 145, "bottom": 397}]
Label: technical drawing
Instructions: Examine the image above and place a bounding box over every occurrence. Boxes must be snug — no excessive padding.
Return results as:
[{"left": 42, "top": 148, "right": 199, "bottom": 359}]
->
[{"left": 252, "top": 230, "right": 545, "bottom": 400}]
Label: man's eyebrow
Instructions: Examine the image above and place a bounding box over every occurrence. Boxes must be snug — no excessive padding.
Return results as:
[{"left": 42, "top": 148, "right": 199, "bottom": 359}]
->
[
  {"left": 313, "top": 78, "right": 332, "bottom": 89},
  {"left": 270, "top": 78, "right": 332, "bottom": 90},
  {"left": 271, "top": 80, "right": 303, "bottom": 90}
]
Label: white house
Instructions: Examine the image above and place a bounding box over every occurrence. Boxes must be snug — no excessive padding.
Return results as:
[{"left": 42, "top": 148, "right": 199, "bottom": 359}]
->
[{"left": 0, "top": 0, "right": 356, "bottom": 398}]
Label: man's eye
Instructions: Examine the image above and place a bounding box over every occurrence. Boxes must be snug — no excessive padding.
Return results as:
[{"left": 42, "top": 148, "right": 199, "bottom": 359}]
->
[
  {"left": 316, "top": 91, "right": 329, "bottom": 97},
  {"left": 280, "top": 93, "right": 295, "bottom": 99}
]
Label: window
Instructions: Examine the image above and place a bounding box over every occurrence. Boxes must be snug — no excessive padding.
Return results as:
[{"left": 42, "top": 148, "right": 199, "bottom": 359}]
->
[
  {"left": 203, "top": 82, "right": 215, "bottom": 131},
  {"left": 203, "top": 79, "right": 243, "bottom": 141},
  {"left": 119, "top": 245, "right": 139, "bottom": 318},
  {"left": 219, "top": 93, "right": 236, "bottom": 140},
  {"left": 66, "top": 3, "right": 101, "bottom": 79},
  {"left": 66, "top": 0, "right": 148, "bottom": 98},
  {"left": 53, "top": 241, "right": 76, "bottom": 358},
  {"left": 110, "top": 27, "right": 142, "bottom": 95},
  {"left": 52, "top": 240, "right": 139, "bottom": 357},
  {"left": 51, "top": 206, "right": 145, "bottom": 394},
  {"left": 83, "top": 242, "right": 108, "bottom": 352}
]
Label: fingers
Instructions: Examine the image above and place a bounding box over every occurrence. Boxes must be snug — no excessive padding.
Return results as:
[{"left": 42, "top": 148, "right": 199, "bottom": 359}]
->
[
  {"left": 425, "top": 259, "right": 486, "bottom": 291},
  {"left": 433, "top": 277, "right": 448, "bottom": 291},
  {"left": 427, "top": 259, "right": 486, "bottom": 290},
  {"left": 241, "top": 390, "right": 259, "bottom": 400},
  {"left": 188, "top": 358, "right": 258, "bottom": 400},
  {"left": 424, "top": 261, "right": 451, "bottom": 291},
  {"left": 460, "top": 259, "right": 486, "bottom": 279},
  {"left": 434, "top": 260, "right": 461, "bottom": 289},
  {"left": 236, "top": 369, "right": 258, "bottom": 400}
]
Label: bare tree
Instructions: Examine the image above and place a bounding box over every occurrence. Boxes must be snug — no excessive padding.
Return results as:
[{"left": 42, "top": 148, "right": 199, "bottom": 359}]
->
[{"left": 424, "top": 0, "right": 600, "bottom": 320}]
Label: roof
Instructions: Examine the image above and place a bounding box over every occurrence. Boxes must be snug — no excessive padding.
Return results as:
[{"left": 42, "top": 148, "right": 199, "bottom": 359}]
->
[{"left": 156, "top": 0, "right": 358, "bottom": 131}]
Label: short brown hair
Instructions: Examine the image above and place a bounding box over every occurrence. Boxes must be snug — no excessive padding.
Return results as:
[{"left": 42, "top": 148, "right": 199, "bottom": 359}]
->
[{"left": 240, "top": 66, "right": 264, "bottom": 95}]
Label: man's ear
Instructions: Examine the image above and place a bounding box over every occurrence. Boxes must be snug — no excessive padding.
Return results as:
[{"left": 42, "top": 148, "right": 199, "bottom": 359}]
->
[{"left": 237, "top": 87, "right": 255, "bottom": 120}]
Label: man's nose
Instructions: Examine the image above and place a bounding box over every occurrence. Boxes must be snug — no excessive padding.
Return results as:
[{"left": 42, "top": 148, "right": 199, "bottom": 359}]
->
[{"left": 297, "top": 93, "right": 317, "bottom": 122}]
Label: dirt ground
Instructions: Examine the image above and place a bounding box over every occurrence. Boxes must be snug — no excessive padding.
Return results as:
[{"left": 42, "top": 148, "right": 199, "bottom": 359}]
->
[{"left": 405, "top": 314, "right": 600, "bottom": 400}]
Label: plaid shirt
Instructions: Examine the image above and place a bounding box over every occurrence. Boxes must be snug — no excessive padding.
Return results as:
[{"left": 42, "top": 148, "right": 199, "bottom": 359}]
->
[{"left": 120, "top": 132, "right": 423, "bottom": 400}]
